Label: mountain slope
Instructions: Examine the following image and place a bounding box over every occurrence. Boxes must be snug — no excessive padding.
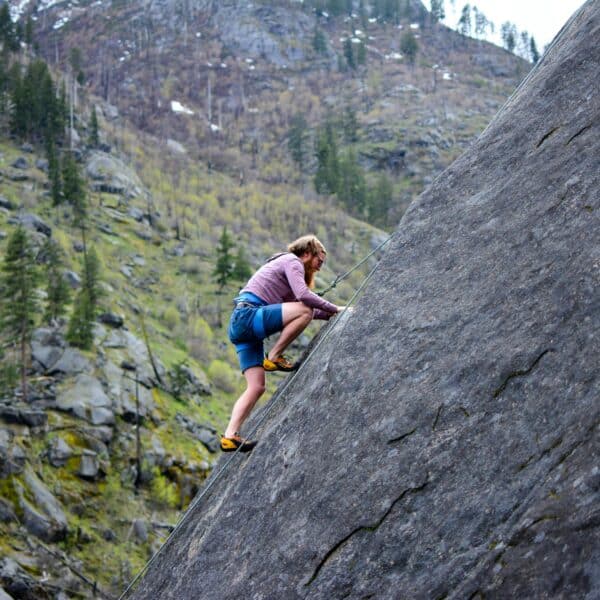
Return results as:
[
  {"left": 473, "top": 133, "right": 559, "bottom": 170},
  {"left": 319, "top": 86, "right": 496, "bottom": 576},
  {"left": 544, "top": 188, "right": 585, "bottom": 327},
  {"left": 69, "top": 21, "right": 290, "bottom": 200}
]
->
[{"left": 22, "top": 0, "right": 528, "bottom": 224}]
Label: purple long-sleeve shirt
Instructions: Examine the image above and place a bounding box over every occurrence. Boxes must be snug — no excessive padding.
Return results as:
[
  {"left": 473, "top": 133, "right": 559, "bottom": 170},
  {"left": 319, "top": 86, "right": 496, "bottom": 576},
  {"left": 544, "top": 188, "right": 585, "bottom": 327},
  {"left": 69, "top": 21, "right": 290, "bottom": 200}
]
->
[{"left": 241, "top": 253, "right": 338, "bottom": 320}]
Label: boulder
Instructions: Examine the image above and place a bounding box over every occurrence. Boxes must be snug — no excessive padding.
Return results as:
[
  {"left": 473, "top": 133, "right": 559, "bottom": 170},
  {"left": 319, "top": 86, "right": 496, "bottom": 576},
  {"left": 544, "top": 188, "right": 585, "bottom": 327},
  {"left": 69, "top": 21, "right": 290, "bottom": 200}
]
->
[
  {"left": 78, "top": 450, "right": 102, "bottom": 480},
  {"left": 129, "top": 3, "right": 600, "bottom": 599},
  {"left": 0, "top": 558, "right": 43, "bottom": 600},
  {"left": 16, "top": 467, "right": 68, "bottom": 542},
  {"left": 86, "top": 151, "right": 145, "bottom": 199},
  {"left": 0, "top": 429, "right": 26, "bottom": 478},
  {"left": 102, "top": 360, "right": 155, "bottom": 420},
  {"left": 0, "top": 197, "right": 14, "bottom": 210},
  {"left": 175, "top": 413, "right": 218, "bottom": 453},
  {"left": 11, "top": 157, "right": 29, "bottom": 170},
  {"left": 7, "top": 213, "right": 51, "bottom": 237},
  {"left": 0, "top": 405, "right": 47, "bottom": 430},
  {"left": 35, "top": 158, "right": 49, "bottom": 172},
  {"left": 56, "top": 374, "right": 115, "bottom": 426},
  {"left": 48, "top": 436, "right": 73, "bottom": 468},
  {"left": 99, "top": 312, "right": 124, "bottom": 328},
  {"left": 132, "top": 519, "right": 149, "bottom": 543},
  {"left": 50, "top": 347, "right": 92, "bottom": 375},
  {"left": 64, "top": 270, "right": 81, "bottom": 288}
]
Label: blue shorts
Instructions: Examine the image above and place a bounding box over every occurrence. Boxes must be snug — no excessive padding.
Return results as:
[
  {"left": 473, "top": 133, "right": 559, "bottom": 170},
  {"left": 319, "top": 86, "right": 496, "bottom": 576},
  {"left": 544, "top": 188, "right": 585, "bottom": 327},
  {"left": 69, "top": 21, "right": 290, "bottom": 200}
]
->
[{"left": 227, "top": 292, "right": 284, "bottom": 372}]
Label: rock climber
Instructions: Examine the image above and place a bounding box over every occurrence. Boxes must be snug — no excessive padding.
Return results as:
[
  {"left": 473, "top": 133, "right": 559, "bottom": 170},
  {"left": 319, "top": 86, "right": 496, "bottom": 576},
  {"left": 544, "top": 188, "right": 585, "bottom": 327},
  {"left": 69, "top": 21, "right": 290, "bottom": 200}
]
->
[{"left": 220, "top": 234, "right": 345, "bottom": 452}]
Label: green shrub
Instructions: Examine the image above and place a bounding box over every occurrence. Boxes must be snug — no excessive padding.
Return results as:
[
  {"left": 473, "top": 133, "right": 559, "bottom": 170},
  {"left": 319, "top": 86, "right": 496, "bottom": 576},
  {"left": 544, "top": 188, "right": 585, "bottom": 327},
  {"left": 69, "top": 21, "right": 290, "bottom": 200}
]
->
[{"left": 207, "top": 359, "right": 238, "bottom": 393}]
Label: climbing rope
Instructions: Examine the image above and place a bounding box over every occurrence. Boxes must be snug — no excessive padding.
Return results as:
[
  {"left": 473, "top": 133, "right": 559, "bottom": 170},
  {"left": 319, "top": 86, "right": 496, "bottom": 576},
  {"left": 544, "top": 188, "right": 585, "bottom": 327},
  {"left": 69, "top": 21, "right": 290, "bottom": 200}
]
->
[
  {"left": 317, "top": 233, "right": 393, "bottom": 296},
  {"left": 119, "top": 232, "right": 396, "bottom": 599}
]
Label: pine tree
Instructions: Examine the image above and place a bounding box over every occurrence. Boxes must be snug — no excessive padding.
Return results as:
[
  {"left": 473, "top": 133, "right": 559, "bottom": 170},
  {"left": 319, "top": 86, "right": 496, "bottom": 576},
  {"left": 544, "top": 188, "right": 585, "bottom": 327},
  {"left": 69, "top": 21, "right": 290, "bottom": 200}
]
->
[
  {"left": 356, "top": 41, "right": 367, "bottom": 66},
  {"left": 88, "top": 106, "right": 99, "bottom": 148},
  {"left": 430, "top": 0, "right": 445, "bottom": 23},
  {"left": 312, "top": 27, "right": 327, "bottom": 55},
  {"left": 0, "top": 226, "right": 40, "bottom": 401},
  {"left": 66, "top": 247, "right": 101, "bottom": 350},
  {"left": 530, "top": 36, "right": 540, "bottom": 63},
  {"left": 342, "top": 104, "right": 359, "bottom": 144},
  {"left": 66, "top": 289, "right": 94, "bottom": 350},
  {"left": 82, "top": 246, "right": 102, "bottom": 310},
  {"left": 288, "top": 113, "right": 309, "bottom": 171},
  {"left": 400, "top": 30, "right": 419, "bottom": 66},
  {"left": 314, "top": 122, "right": 339, "bottom": 195},
  {"left": 0, "top": 4, "right": 17, "bottom": 53},
  {"left": 501, "top": 21, "right": 517, "bottom": 53},
  {"left": 24, "top": 17, "right": 34, "bottom": 46},
  {"left": 42, "top": 239, "right": 71, "bottom": 323},
  {"left": 232, "top": 246, "right": 252, "bottom": 283},
  {"left": 62, "top": 152, "right": 87, "bottom": 232},
  {"left": 47, "top": 141, "right": 62, "bottom": 207},
  {"left": 213, "top": 227, "right": 235, "bottom": 293},
  {"left": 343, "top": 37, "right": 356, "bottom": 70},
  {"left": 458, "top": 4, "right": 472, "bottom": 37},
  {"left": 367, "top": 173, "right": 394, "bottom": 228},
  {"left": 337, "top": 149, "right": 367, "bottom": 216}
]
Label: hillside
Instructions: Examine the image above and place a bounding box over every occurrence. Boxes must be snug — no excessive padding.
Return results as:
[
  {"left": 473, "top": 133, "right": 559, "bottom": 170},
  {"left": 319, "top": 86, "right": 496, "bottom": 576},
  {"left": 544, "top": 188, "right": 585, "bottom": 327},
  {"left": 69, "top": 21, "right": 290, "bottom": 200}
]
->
[
  {"left": 23, "top": 0, "right": 528, "bottom": 224},
  {"left": 0, "top": 1, "right": 532, "bottom": 598}
]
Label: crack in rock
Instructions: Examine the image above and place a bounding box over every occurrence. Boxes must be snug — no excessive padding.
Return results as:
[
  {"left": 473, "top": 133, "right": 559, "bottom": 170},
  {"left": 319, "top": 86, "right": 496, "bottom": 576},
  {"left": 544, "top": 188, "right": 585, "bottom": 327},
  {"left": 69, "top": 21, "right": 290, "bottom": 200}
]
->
[
  {"left": 387, "top": 427, "right": 417, "bottom": 445},
  {"left": 566, "top": 123, "right": 593, "bottom": 145},
  {"left": 492, "top": 349, "right": 553, "bottom": 399},
  {"left": 304, "top": 479, "right": 429, "bottom": 586},
  {"left": 535, "top": 126, "right": 561, "bottom": 148}
]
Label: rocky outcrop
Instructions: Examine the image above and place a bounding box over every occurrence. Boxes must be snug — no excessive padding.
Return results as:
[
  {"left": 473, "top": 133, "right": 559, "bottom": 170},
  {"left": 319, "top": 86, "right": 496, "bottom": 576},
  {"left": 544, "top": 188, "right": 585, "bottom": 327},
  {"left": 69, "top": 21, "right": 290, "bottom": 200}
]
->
[
  {"left": 86, "top": 151, "right": 146, "bottom": 199},
  {"left": 128, "top": 2, "right": 600, "bottom": 599}
]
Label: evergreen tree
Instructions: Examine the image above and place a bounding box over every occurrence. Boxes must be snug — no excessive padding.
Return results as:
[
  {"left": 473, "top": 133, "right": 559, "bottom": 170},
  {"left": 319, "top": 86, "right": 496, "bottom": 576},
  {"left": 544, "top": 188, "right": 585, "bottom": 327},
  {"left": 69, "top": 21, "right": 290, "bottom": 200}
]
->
[
  {"left": 232, "top": 246, "right": 252, "bottom": 283},
  {"left": 66, "top": 289, "right": 94, "bottom": 350},
  {"left": 47, "top": 141, "right": 62, "bottom": 207},
  {"left": 66, "top": 248, "right": 101, "bottom": 350},
  {"left": 457, "top": 4, "right": 472, "bottom": 36},
  {"left": 24, "top": 17, "right": 34, "bottom": 46},
  {"left": 88, "top": 105, "right": 99, "bottom": 148},
  {"left": 367, "top": 173, "right": 393, "bottom": 228},
  {"left": 213, "top": 227, "right": 235, "bottom": 293},
  {"left": 337, "top": 149, "right": 367, "bottom": 217},
  {"left": 288, "top": 113, "right": 309, "bottom": 171},
  {"left": 501, "top": 21, "right": 517, "bottom": 52},
  {"left": 400, "top": 30, "right": 419, "bottom": 65},
  {"left": 312, "top": 27, "right": 327, "bottom": 55},
  {"left": 82, "top": 246, "right": 102, "bottom": 311},
  {"left": 0, "top": 4, "right": 17, "bottom": 53},
  {"left": 314, "top": 122, "right": 339, "bottom": 195},
  {"left": 342, "top": 104, "right": 359, "bottom": 144},
  {"left": 343, "top": 37, "right": 355, "bottom": 70},
  {"left": 530, "top": 36, "right": 540, "bottom": 63},
  {"left": 0, "top": 226, "right": 40, "bottom": 401},
  {"left": 356, "top": 41, "right": 367, "bottom": 66},
  {"left": 430, "top": 0, "right": 445, "bottom": 22},
  {"left": 62, "top": 152, "right": 87, "bottom": 231},
  {"left": 42, "top": 239, "right": 71, "bottom": 323}
]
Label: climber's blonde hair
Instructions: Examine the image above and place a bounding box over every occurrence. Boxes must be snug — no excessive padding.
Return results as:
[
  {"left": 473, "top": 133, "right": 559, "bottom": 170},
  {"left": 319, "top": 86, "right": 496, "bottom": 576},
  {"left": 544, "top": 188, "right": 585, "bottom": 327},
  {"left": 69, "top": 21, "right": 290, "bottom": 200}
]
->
[{"left": 288, "top": 235, "right": 326, "bottom": 289}]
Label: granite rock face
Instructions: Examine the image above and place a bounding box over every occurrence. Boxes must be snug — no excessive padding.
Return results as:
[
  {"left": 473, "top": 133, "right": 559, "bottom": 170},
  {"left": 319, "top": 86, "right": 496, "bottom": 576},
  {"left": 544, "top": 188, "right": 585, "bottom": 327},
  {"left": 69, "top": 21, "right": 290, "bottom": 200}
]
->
[{"left": 129, "top": 3, "right": 599, "bottom": 599}]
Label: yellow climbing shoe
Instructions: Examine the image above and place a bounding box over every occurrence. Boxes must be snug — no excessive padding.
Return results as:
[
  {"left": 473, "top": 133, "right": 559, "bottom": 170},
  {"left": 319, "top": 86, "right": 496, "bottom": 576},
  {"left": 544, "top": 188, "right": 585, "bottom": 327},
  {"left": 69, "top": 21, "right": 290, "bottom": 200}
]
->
[
  {"left": 220, "top": 433, "right": 257, "bottom": 453},
  {"left": 263, "top": 355, "right": 297, "bottom": 372}
]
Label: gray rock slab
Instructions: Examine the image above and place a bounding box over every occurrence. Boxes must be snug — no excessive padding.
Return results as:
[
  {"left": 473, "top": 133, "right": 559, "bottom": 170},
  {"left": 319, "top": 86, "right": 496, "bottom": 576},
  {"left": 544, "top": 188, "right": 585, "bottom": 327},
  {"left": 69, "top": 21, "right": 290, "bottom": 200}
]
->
[
  {"left": 16, "top": 467, "right": 68, "bottom": 542},
  {"left": 7, "top": 213, "right": 51, "bottom": 237},
  {"left": 48, "top": 347, "right": 92, "bottom": 375},
  {"left": 48, "top": 436, "right": 73, "bottom": 468},
  {"left": 56, "top": 374, "right": 114, "bottom": 425},
  {"left": 78, "top": 450, "right": 100, "bottom": 480},
  {"left": 130, "top": 3, "right": 600, "bottom": 599}
]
